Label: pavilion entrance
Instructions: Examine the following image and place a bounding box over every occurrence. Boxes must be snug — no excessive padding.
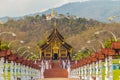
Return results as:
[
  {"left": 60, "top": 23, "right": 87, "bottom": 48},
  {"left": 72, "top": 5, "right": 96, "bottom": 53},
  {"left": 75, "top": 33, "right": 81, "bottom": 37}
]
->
[{"left": 53, "top": 53, "right": 58, "bottom": 60}]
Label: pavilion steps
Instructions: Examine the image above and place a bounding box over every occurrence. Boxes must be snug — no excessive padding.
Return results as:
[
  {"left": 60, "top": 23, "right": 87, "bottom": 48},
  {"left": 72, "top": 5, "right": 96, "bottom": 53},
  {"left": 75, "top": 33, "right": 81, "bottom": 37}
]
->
[
  {"left": 44, "top": 68, "right": 68, "bottom": 78},
  {"left": 44, "top": 60, "right": 68, "bottom": 78}
]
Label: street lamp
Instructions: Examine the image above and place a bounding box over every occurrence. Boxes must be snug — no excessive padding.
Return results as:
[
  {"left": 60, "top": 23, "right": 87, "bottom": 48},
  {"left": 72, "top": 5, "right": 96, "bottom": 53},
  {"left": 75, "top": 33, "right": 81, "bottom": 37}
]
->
[
  {"left": 0, "top": 32, "right": 16, "bottom": 50},
  {"left": 81, "top": 46, "right": 96, "bottom": 52},
  {"left": 95, "top": 30, "right": 117, "bottom": 41},
  {"left": 87, "top": 39, "right": 105, "bottom": 48},
  {"left": 16, "top": 46, "right": 30, "bottom": 53},
  {"left": 0, "top": 32, "right": 16, "bottom": 37},
  {"left": 8, "top": 40, "right": 24, "bottom": 48},
  {"left": 21, "top": 50, "right": 31, "bottom": 56}
]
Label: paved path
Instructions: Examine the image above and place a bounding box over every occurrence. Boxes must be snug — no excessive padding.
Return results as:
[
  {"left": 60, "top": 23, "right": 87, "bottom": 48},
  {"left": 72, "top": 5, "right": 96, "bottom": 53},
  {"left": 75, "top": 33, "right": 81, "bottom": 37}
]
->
[{"left": 38, "top": 78, "right": 79, "bottom": 80}]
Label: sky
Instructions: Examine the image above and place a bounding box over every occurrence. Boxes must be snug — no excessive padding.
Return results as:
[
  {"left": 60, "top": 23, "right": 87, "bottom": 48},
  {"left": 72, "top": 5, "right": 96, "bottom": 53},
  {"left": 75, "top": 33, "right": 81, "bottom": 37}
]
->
[{"left": 0, "top": 0, "right": 89, "bottom": 17}]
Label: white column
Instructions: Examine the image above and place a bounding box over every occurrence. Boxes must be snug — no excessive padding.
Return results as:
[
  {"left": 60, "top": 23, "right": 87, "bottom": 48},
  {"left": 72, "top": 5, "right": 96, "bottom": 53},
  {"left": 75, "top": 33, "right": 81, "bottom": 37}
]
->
[
  {"left": 86, "top": 64, "right": 89, "bottom": 80},
  {"left": 21, "top": 65, "right": 25, "bottom": 80},
  {"left": 20, "top": 64, "right": 22, "bottom": 78},
  {"left": 7, "top": 62, "right": 11, "bottom": 80},
  {"left": 0, "top": 58, "right": 4, "bottom": 80},
  {"left": 14, "top": 63, "right": 17, "bottom": 80},
  {"left": 99, "top": 60, "right": 102, "bottom": 80},
  {"left": 89, "top": 64, "right": 92, "bottom": 80},
  {"left": 25, "top": 66, "right": 27, "bottom": 80},
  {"left": 96, "top": 61, "right": 99, "bottom": 80},
  {"left": 67, "top": 60, "right": 71, "bottom": 78},
  {"left": 10, "top": 61, "right": 14, "bottom": 80},
  {"left": 92, "top": 62, "right": 96, "bottom": 80},
  {"left": 5, "top": 60, "right": 8, "bottom": 80},
  {"left": 78, "top": 67, "right": 80, "bottom": 79},
  {"left": 81, "top": 66, "right": 84, "bottom": 79},
  {"left": 41, "top": 61, "right": 44, "bottom": 79},
  {"left": 79, "top": 67, "right": 81, "bottom": 79},
  {"left": 109, "top": 56, "right": 113, "bottom": 80},
  {"left": 105, "top": 57, "right": 108, "bottom": 80},
  {"left": 17, "top": 63, "right": 20, "bottom": 79},
  {"left": 26, "top": 66, "right": 29, "bottom": 80},
  {"left": 84, "top": 65, "right": 87, "bottom": 80}
]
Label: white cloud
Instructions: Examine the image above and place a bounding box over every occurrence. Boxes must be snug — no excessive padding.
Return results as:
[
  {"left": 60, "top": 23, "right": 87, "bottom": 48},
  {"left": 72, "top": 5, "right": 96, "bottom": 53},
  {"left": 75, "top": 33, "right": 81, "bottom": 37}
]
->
[{"left": 0, "top": 0, "right": 89, "bottom": 17}]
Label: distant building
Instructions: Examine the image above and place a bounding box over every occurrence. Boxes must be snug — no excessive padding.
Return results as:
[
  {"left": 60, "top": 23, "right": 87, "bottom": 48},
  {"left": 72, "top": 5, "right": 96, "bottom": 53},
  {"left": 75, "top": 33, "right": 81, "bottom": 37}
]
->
[{"left": 46, "top": 8, "right": 79, "bottom": 20}]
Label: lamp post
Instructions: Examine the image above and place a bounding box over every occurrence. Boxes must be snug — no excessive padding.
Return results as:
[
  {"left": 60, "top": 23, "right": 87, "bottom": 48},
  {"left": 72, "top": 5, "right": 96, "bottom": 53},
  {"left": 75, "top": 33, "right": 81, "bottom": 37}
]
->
[
  {"left": 8, "top": 40, "right": 24, "bottom": 48},
  {"left": 0, "top": 32, "right": 16, "bottom": 50},
  {"left": 87, "top": 39, "right": 105, "bottom": 48},
  {"left": 0, "top": 32, "right": 16, "bottom": 37},
  {"left": 95, "top": 30, "right": 117, "bottom": 41},
  {"left": 81, "top": 46, "right": 96, "bottom": 52},
  {"left": 16, "top": 46, "right": 30, "bottom": 53}
]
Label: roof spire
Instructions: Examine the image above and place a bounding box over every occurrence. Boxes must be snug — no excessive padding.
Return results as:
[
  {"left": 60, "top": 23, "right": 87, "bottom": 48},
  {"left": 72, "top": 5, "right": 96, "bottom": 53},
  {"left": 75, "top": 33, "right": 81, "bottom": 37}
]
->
[
  {"left": 54, "top": 19, "right": 57, "bottom": 33},
  {"left": 54, "top": 19, "right": 57, "bottom": 29},
  {"left": 51, "top": 8, "right": 55, "bottom": 17}
]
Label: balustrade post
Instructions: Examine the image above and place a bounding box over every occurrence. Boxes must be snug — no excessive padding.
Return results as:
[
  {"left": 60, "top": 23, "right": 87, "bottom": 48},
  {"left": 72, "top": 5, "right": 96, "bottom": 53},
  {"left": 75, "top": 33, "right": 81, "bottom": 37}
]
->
[
  {"left": 17, "top": 63, "right": 21, "bottom": 79},
  {"left": 79, "top": 67, "right": 81, "bottom": 79},
  {"left": 81, "top": 66, "right": 84, "bottom": 79},
  {"left": 92, "top": 62, "right": 94, "bottom": 79},
  {"left": 99, "top": 60, "right": 102, "bottom": 80},
  {"left": 21, "top": 65, "right": 25, "bottom": 80},
  {"left": 78, "top": 67, "right": 80, "bottom": 79},
  {"left": 0, "top": 58, "right": 4, "bottom": 80},
  {"left": 96, "top": 61, "right": 99, "bottom": 80},
  {"left": 84, "top": 65, "right": 87, "bottom": 80},
  {"left": 109, "top": 56, "right": 113, "bottom": 80},
  {"left": 10, "top": 61, "right": 14, "bottom": 80},
  {"left": 25, "top": 66, "right": 27, "bottom": 80},
  {"left": 89, "top": 64, "right": 92, "bottom": 80},
  {"left": 105, "top": 57, "right": 108, "bottom": 80},
  {"left": 41, "top": 61, "right": 44, "bottom": 79},
  {"left": 13, "top": 62, "right": 17, "bottom": 80},
  {"left": 4, "top": 60, "right": 8, "bottom": 80},
  {"left": 86, "top": 64, "right": 89, "bottom": 80},
  {"left": 26, "top": 66, "right": 29, "bottom": 80}
]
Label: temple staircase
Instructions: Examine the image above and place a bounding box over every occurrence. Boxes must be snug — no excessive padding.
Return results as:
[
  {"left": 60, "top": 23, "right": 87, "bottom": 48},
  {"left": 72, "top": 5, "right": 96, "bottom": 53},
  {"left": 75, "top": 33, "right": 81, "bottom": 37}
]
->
[{"left": 44, "top": 60, "right": 68, "bottom": 78}]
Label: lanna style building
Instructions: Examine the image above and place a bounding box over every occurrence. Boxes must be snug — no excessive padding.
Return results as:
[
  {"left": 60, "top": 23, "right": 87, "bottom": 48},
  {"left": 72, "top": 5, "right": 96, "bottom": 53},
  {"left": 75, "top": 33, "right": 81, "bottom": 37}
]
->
[
  {"left": 40, "top": 23, "right": 72, "bottom": 60},
  {"left": 39, "top": 23, "right": 73, "bottom": 78}
]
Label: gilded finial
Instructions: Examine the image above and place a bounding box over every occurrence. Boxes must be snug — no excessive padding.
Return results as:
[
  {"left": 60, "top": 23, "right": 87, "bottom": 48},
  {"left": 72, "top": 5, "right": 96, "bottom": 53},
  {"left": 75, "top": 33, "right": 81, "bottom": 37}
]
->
[
  {"left": 54, "top": 19, "right": 57, "bottom": 33},
  {"left": 54, "top": 19, "right": 57, "bottom": 29},
  {"left": 51, "top": 8, "right": 55, "bottom": 17}
]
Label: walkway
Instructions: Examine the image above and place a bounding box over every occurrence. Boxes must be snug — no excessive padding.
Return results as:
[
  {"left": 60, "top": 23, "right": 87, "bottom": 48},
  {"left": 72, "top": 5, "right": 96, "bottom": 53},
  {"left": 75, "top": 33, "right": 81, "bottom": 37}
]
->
[{"left": 38, "top": 78, "right": 79, "bottom": 80}]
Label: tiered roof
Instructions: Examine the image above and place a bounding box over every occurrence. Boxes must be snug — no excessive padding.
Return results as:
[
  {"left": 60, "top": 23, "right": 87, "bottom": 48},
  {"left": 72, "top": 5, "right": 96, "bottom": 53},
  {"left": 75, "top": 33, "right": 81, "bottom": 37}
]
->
[{"left": 40, "top": 23, "right": 72, "bottom": 51}]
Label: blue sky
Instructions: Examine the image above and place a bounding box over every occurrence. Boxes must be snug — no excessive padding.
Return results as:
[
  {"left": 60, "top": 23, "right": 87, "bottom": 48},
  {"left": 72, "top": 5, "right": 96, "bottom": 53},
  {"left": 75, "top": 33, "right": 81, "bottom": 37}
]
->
[{"left": 0, "top": 0, "right": 89, "bottom": 17}]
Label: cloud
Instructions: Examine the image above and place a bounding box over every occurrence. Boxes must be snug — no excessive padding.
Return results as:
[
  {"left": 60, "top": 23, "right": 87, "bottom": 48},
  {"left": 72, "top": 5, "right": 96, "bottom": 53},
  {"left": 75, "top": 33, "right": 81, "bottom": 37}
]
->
[{"left": 0, "top": 0, "right": 89, "bottom": 17}]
